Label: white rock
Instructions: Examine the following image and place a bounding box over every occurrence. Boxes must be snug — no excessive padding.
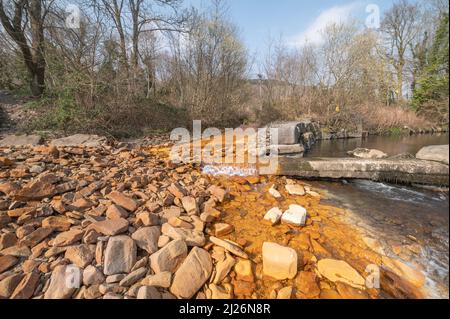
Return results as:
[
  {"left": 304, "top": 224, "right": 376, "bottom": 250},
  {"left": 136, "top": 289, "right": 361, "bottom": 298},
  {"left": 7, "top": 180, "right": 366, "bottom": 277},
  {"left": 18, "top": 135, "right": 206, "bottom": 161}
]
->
[
  {"left": 262, "top": 242, "right": 297, "bottom": 280},
  {"left": 264, "top": 207, "right": 283, "bottom": 225},
  {"left": 281, "top": 204, "right": 307, "bottom": 226},
  {"left": 285, "top": 184, "right": 305, "bottom": 196},
  {"left": 268, "top": 186, "right": 282, "bottom": 199}
]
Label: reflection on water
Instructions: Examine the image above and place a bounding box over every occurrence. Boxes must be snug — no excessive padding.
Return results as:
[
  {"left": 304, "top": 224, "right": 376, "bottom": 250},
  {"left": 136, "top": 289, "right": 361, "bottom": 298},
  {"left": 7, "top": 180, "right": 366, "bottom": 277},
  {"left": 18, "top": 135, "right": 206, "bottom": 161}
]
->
[
  {"left": 310, "top": 179, "right": 449, "bottom": 298},
  {"left": 306, "top": 133, "right": 450, "bottom": 157}
]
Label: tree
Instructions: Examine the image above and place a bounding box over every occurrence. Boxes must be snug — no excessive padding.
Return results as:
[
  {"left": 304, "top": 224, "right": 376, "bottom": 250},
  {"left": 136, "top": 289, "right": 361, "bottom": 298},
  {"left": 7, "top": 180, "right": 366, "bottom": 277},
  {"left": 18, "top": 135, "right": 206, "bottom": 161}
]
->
[
  {"left": 381, "top": 0, "right": 420, "bottom": 101},
  {"left": 0, "top": 0, "right": 51, "bottom": 96}
]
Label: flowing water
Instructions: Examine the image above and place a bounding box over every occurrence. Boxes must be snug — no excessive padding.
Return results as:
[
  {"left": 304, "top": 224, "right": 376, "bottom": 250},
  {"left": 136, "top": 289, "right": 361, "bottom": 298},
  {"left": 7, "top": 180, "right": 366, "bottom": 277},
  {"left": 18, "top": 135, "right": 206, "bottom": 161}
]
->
[
  {"left": 306, "top": 133, "right": 449, "bottom": 298},
  {"left": 201, "top": 133, "right": 449, "bottom": 298}
]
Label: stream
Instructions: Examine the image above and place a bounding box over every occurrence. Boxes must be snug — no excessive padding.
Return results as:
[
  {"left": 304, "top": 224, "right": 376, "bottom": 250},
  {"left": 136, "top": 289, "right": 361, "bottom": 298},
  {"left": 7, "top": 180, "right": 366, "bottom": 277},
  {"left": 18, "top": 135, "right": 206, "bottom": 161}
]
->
[{"left": 306, "top": 133, "right": 449, "bottom": 298}]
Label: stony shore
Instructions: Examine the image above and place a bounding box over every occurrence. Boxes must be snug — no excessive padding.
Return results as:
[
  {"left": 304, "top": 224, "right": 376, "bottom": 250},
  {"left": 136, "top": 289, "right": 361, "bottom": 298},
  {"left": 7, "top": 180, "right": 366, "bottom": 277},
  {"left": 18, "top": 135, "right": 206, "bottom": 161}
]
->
[{"left": 0, "top": 135, "right": 430, "bottom": 299}]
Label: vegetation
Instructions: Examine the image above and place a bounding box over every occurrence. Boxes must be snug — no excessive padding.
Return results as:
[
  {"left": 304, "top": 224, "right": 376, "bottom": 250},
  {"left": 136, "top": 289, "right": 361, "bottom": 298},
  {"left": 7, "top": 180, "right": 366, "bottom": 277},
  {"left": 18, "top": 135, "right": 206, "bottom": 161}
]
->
[{"left": 0, "top": 0, "right": 448, "bottom": 137}]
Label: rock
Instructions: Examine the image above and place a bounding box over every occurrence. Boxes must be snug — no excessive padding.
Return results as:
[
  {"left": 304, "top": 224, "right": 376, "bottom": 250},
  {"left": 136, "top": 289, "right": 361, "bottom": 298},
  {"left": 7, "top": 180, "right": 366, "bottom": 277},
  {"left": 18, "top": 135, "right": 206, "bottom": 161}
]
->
[
  {"left": 207, "top": 185, "right": 227, "bottom": 202},
  {"left": 0, "top": 273, "right": 23, "bottom": 298},
  {"left": 65, "top": 245, "right": 94, "bottom": 268},
  {"left": 0, "top": 233, "right": 17, "bottom": 251},
  {"left": 348, "top": 148, "right": 388, "bottom": 159},
  {"left": 214, "top": 223, "right": 234, "bottom": 237},
  {"left": 234, "top": 259, "right": 254, "bottom": 282},
  {"left": 44, "top": 265, "right": 80, "bottom": 299},
  {"left": 137, "top": 286, "right": 161, "bottom": 299},
  {"left": 10, "top": 272, "right": 40, "bottom": 299},
  {"left": 168, "top": 217, "right": 193, "bottom": 229},
  {"left": 83, "top": 265, "right": 105, "bottom": 286},
  {"left": 50, "top": 134, "right": 106, "bottom": 147},
  {"left": 285, "top": 184, "right": 305, "bottom": 196},
  {"left": 52, "top": 229, "right": 84, "bottom": 247},
  {"left": 168, "top": 183, "right": 187, "bottom": 199},
  {"left": 268, "top": 185, "right": 282, "bottom": 199},
  {"left": 264, "top": 207, "right": 283, "bottom": 225},
  {"left": 42, "top": 216, "right": 72, "bottom": 232},
  {"left": 281, "top": 205, "right": 307, "bottom": 226},
  {"left": 296, "top": 271, "right": 320, "bottom": 298},
  {"left": 213, "top": 254, "right": 235, "bottom": 284},
  {"left": 0, "top": 255, "right": 18, "bottom": 273},
  {"left": 141, "top": 272, "right": 172, "bottom": 288},
  {"left": 119, "top": 267, "right": 147, "bottom": 287},
  {"left": 0, "top": 157, "right": 13, "bottom": 167},
  {"left": 136, "top": 212, "right": 159, "bottom": 226},
  {"left": 209, "top": 237, "right": 249, "bottom": 259},
  {"left": 0, "top": 134, "right": 43, "bottom": 147},
  {"left": 181, "top": 196, "right": 198, "bottom": 215},
  {"left": 317, "top": 259, "right": 365, "bottom": 289},
  {"left": 106, "top": 204, "right": 129, "bottom": 219},
  {"left": 19, "top": 227, "right": 53, "bottom": 247},
  {"left": 1, "top": 245, "right": 31, "bottom": 257},
  {"left": 14, "top": 180, "right": 57, "bottom": 201},
  {"left": 170, "top": 247, "right": 213, "bottom": 299},
  {"left": 150, "top": 239, "right": 187, "bottom": 273},
  {"left": 335, "top": 282, "right": 369, "bottom": 299},
  {"left": 131, "top": 226, "right": 160, "bottom": 254},
  {"left": 416, "top": 145, "right": 449, "bottom": 165},
  {"left": 262, "top": 242, "right": 297, "bottom": 280},
  {"left": 270, "top": 144, "right": 305, "bottom": 155},
  {"left": 161, "top": 223, "right": 205, "bottom": 247},
  {"left": 90, "top": 218, "right": 129, "bottom": 236},
  {"left": 209, "top": 283, "right": 233, "bottom": 299},
  {"left": 319, "top": 289, "right": 341, "bottom": 299},
  {"left": 107, "top": 192, "right": 138, "bottom": 212},
  {"left": 103, "top": 236, "right": 137, "bottom": 275},
  {"left": 233, "top": 280, "right": 256, "bottom": 297},
  {"left": 277, "top": 286, "right": 293, "bottom": 299}
]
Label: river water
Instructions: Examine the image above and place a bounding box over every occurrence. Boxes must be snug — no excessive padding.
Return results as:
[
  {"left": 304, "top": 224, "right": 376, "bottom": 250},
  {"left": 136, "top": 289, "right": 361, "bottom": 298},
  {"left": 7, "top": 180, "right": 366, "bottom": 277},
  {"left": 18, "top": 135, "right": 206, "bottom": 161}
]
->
[{"left": 306, "top": 133, "right": 449, "bottom": 298}]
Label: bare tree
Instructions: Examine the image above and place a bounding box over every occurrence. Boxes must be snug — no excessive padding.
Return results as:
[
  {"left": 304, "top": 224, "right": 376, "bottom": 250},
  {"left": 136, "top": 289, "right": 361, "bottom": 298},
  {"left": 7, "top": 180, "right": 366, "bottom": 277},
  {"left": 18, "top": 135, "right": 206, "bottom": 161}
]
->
[
  {"left": 0, "top": 0, "right": 54, "bottom": 96},
  {"left": 381, "top": 0, "right": 420, "bottom": 101}
]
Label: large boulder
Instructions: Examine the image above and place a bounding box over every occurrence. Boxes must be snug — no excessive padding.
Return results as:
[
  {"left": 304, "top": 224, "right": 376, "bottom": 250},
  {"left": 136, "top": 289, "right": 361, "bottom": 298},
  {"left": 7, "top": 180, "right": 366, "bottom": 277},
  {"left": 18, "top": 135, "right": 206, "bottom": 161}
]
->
[
  {"left": 416, "top": 145, "right": 449, "bottom": 165},
  {"left": 44, "top": 265, "right": 80, "bottom": 299}
]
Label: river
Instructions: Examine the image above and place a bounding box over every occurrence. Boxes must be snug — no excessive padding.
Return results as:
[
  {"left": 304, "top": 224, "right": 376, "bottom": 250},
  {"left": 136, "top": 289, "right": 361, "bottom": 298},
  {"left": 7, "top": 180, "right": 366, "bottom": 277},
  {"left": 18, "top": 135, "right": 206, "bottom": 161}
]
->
[{"left": 306, "top": 133, "right": 449, "bottom": 298}]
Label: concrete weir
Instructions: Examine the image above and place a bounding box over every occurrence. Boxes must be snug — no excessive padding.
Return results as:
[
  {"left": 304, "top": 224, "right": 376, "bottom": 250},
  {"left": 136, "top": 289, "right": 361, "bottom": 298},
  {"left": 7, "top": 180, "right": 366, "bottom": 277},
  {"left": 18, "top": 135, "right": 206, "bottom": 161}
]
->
[{"left": 276, "top": 157, "right": 450, "bottom": 186}]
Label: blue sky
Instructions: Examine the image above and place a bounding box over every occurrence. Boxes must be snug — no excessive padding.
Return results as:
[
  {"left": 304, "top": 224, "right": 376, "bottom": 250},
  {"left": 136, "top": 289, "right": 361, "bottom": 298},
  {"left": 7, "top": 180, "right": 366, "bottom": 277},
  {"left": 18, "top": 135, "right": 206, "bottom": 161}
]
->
[{"left": 187, "top": 0, "right": 401, "bottom": 75}]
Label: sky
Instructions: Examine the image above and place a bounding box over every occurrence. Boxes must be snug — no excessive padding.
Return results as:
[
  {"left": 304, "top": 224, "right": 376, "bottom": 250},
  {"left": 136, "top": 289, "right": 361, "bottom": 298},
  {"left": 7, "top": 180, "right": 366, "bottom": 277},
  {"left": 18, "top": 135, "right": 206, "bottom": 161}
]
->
[{"left": 187, "top": 0, "right": 402, "bottom": 76}]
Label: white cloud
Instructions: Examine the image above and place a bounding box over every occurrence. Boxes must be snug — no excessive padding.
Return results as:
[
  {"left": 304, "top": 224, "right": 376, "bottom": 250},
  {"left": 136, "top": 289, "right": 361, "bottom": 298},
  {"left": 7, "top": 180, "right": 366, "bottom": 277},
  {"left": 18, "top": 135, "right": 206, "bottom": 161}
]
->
[{"left": 289, "top": 1, "right": 363, "bottom": 47}]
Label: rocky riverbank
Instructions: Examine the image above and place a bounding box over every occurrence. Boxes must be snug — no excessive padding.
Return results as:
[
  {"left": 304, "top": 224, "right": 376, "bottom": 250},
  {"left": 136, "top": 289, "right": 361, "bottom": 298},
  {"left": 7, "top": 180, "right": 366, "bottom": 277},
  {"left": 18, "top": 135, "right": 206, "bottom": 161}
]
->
[{"left": 0, "top": 135, "right": 432, "bottom": 299}]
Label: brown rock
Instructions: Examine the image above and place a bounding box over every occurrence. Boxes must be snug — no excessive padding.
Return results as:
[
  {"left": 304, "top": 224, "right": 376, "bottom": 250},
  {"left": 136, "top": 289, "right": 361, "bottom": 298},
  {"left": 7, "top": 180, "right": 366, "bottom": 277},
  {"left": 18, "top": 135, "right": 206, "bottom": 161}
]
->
[
  {"left": 207, "top": 185, "right": 227, "bottom": 202},
  {"left": 65, "top": 244, "right": 95, "bottom": 268},
  {"left": 234, "top": 258, "right": 254, "bottom": 282},
  {"left": 106, "top": 204, "right": 129, "bottom": 220},
  {"left": 19, "top": 227, "right": 53, "bottom": 247},
  {"left": 214, "top": 223, "right": 234, "bottom": 237},
  {"left": 131, "top": 226, "right": 160, "bottom": 254},
  {"left": 42, "top": 216, "right": 72, "bottom": 231},
  {"left": 14, "top": 179, "right": 57, "bottom": 201},
  {"left": 181, "top": 196, "right": 198, "bottom": 215},
  {"left": 107, "top": 191, "right": 138, "bottom": 212},
  {"left": 0, "top": 273, "right": 24, "bottom": 298},
  {"left": 262, "top": 242, "right": 298, "bottom": 280},
  {"left": 52, "top": 228, "right": 84, "bottom": 247},
  {"left": 1, "top": 245, "right": 31, "bottom": 257},
  {"left": 336, "top": 282, "right": 369, "bottom": 299},
  {"left": 168, "top": 183, "right": 187, "bottom": 199},
  {"left": 90, "top": 218, "right": 129, "bottom": 236},
  {"left": 0, "top": 233, "right": 18, "bottom": 251},
  {"left": 0, "top": 255, "right": 18, "bottom": 273},
  {"left": 10, "top": 272, "right": 40, "bottom": 299},
  {"left": 296, "top": 271, "right": 320, "bottom": 298}
]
